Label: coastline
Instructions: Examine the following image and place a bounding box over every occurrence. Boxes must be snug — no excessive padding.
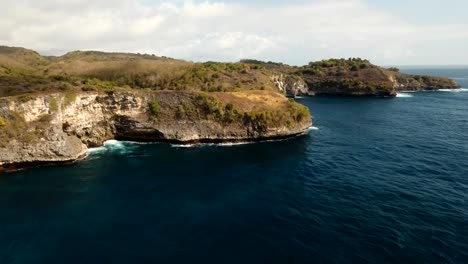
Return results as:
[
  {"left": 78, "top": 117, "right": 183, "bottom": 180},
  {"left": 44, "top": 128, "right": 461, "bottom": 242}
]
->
[{"left": 0, "top": 127, "right": 312, "bottom": 173}]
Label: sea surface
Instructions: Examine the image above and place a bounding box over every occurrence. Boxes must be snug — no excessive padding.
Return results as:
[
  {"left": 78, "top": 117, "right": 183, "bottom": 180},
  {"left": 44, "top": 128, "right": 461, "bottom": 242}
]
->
[{"left": 1, "top": 68, "right": 467, "bottom": 263}]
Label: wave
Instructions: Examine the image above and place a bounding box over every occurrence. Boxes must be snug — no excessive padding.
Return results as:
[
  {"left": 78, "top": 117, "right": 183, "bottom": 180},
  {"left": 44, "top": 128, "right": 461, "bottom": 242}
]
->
[
  {"left": 437, "top": 88, "right": 468, "bottom": 92},
  {"left": 87, "top": 146, "right": 106, "bottom": 154},
  {"left": 437, "top": 89, "right": 456, "bottom": 92},
  {"left": 171, "top": 144, "right": 198, "bottom": 148},
  {"left": 87, "top": 140, "right": 141, "bottom": 156},
  {"left": 172, "top": 133, "right": 313, "bottom": 148},
  {"left": 103, "top": 140, "right": 128, "bottom": 149},
  {"left": 396, "top": 93, "right": 413, "bottom": 98},
  {"left": 89, "top": 131, "right": 312, "bottom": 152},
  {"left": 171, "top": 141, "right": 256, "bottom": 148}
]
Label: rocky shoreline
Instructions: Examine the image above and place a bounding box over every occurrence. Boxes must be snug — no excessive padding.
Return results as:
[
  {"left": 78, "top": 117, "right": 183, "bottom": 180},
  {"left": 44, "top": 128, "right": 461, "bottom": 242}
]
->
[
  {"left": 0, "top": 90, "right": 312, "bottom": 172},
  {"left": 1, "top": 130, "right": 313, "bottom": 173}
]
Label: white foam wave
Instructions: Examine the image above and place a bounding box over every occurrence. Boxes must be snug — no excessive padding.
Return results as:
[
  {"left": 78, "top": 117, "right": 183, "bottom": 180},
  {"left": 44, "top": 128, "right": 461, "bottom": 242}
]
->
[
  {"left": 397, "top": 90, "right": 418, "bottom": 93},
  {"left": 103, "top": 139, "right": 125, "bottom": 147},
  {"left": 171, "top": 144, "right": 197, "bottom": 148},
  {"left": 438, "top": 89, "right": 456, "bottom": 92},
  {"left": 87, "top": 140, "right": 139, "bottom": 156},
  {"left": 87, "top": 146, "right": 106, "bottom": 154},
  {"left": 171, "top": 141, "right": 254, "bottom": 148},
  {"left": 308, "top": 126, "right": 319, "bottom": 131},
  {"left": 436, "top": 88, "right": 468, "bottom": 92},
  {"left": 217, "top": 142, "right": 255, "bottom": 146},
  {"left": 396, "top": 93, "right": 413, "bottom": 98},
  {"left": 171, "top": 133, "right": 312, "bottom": 148}
]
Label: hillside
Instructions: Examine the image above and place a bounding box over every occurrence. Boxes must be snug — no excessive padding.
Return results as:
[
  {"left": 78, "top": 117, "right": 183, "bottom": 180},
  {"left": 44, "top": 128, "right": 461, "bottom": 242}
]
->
[
  {"left": 242, "top": 58, "right": 460, "bottom": 96},
  {"left": 0, "top": 47, "right": 287, "bottom": 96},
  {"left": 0, "top": 46, "right": 460, "bottom": 99},
  {"left": 0, "top": 46, "right": 311, "bottom": 171}
]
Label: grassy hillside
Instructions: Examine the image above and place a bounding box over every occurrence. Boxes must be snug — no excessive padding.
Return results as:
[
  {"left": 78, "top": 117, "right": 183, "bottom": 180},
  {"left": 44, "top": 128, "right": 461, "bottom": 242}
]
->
[
  {"left": 240, "top": 58, "right": 397, "bottom": 95},
  {"left": 0, "top": 47, "right": 281, "bottom": 98},
  {"left": 241, "top": 58, "right": 459, "bottom": 95},
  {"left": 297, "top": 58, "right": 395, "bottom": 96},
  {"left": 0, "top": 46, "right": 50, "bottom": 76},
  {"left": 1, "top": 46, "right": 458, "bottom": 98},
  {"left": 0, "top": 46, "right": 311, "bottom": 149}
]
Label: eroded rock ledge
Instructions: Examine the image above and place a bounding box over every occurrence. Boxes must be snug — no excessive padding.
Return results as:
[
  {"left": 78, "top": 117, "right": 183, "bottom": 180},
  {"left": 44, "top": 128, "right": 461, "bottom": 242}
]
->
[{"left": 0, "top": 90, "right": 312, "bottom": 172}]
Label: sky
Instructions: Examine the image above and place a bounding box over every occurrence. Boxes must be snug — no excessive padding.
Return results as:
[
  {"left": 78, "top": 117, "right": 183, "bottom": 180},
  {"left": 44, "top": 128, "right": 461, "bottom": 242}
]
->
[{"left": 1, "top": 0, "right": 467, "bottom": 65}]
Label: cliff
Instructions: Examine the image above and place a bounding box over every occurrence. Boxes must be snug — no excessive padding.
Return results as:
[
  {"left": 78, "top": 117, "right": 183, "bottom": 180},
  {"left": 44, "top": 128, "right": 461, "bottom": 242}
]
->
[
  {"left": 393, "top": 73, "right": 460, "bottom": 91},
  {"left": 0, "top": 46, "right": 461, "bottom": 170},
  {"left": 299, "top": 60, "right": 460, "bottom": 96},
  {"left": 1, "top": 46, "right": 460, "bottom": 99},
  {"left": 0, "top": 89, "right": 311, "bottom": 171},
  {"left": 242, "top": 58, "right": 461, "bottom": 96}
]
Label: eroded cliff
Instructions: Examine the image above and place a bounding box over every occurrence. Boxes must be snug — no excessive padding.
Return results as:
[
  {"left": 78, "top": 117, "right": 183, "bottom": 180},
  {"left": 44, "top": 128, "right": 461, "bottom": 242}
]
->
[{"left": 0, "top": 90, "right": 312, "bottom": 171}]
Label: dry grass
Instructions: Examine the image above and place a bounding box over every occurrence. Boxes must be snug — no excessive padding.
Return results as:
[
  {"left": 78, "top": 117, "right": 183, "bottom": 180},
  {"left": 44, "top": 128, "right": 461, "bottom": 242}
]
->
[
  {"left": 0, "top": 47, "right": 279, "bottom": 95},
  {"left": 213, "top": 90, "right": 288, "bottom": 112}
]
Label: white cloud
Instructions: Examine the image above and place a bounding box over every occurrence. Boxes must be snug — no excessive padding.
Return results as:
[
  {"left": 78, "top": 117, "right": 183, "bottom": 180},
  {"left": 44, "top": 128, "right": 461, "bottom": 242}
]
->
[{"left": 1, "top": 0, "right": 467, "bottom": 65}]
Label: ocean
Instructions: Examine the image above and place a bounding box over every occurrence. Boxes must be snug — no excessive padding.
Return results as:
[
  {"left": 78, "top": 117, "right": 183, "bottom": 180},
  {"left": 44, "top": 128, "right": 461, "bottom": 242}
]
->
[{"left": 1, "top": 68, "right": 467, "bottom": 263}]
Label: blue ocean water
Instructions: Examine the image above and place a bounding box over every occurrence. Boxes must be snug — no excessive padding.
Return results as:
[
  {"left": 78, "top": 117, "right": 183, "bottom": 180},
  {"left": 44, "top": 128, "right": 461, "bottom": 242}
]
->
[{"left": 1, "top": 68, "right": 468, "bottom": 263}]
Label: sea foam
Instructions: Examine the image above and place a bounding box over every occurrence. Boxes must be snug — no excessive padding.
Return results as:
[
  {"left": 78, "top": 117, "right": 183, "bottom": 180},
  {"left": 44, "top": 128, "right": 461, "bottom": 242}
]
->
[
  {"left": 437, "top": 88, "right": 468, "bottom": 92},
  {"left": 87, "top": 146, "right": 106, "bottom": 154},
  {"left": 396, "top": 93, "right": 413, "bottom": 98}
]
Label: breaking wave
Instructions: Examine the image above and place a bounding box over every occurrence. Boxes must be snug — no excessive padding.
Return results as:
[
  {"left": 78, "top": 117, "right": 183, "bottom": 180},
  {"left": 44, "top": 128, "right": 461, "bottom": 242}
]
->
[
  {"left": 87, "top": 140, "right": 140, "bottom": 155},
  {"left": 436, "top": 88, "right": 468, "bottom": 92},
  {"left": 396, "top": 93, "right": 414, "bottom": 98}
]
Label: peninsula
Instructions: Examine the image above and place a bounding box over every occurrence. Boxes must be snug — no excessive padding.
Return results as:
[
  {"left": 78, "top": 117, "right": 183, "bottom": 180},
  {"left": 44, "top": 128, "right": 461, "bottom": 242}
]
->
[{"left": 0, "top": 46, "right": 460, "bottom": 171}]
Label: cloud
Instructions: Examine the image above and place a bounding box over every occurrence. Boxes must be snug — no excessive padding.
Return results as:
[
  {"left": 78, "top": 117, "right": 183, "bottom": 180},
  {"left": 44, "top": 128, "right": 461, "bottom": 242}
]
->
[{"left": 1, "top": 0, "right": 467, "bottom": 65}]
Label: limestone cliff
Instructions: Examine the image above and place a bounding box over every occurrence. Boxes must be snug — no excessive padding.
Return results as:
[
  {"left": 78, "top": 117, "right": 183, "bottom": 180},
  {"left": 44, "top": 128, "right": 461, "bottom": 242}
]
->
[
  {"left": 272, "top": 74, "right": 314, "bottom": 97},
  {"left": 243, "top": 59, "right": 460, "bottom": 97},
  {"left": 0, "top": 90, "right": 311, "bottom": 171}
]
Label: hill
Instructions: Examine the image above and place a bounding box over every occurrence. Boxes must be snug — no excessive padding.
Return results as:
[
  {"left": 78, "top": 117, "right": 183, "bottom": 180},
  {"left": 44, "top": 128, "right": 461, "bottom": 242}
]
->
[
  {"left": 0, "top": 46, "right": 312, "bottom": 171},
  {"left": 0, "top": 47, "right": 460, "bottom": 98},
  {"left": 241, "top": 58, "right": 460, "bottom": 96}
]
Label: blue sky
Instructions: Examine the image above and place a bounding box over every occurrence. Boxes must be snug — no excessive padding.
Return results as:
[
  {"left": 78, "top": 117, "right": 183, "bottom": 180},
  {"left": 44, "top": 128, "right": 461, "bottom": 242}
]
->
[{"left": 1, "top": 0, "right": 467, "bottom": 65}]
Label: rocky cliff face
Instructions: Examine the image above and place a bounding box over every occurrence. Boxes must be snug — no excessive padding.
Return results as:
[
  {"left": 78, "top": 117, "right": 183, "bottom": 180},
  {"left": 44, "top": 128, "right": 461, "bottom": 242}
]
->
[
  {"left": 393, "top": 73, "right": 460, "bottom": 91},
  {"left": 272, "top": 75, "right": 314, "bottom": 97},
  {"left": 295, "top": 59, "right": 460, "bottom": 97},
  {"left": 0, "top": 90, "right": 311, "bottom": 171}
]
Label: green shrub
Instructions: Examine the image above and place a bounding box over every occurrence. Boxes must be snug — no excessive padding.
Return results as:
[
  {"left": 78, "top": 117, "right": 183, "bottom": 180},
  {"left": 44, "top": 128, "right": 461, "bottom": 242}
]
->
[
  {"left": 0, "top": 111, "right": 38, "bottom": 147},
  {"left": 195, "top": 94, "right": 221, "bottom": 117},
  {"left": 148, "top": 101, "right": 160, "bottom": 116},
  {"left": 49, "top": 98, "right": 58, "bottom": 111},
  {"left": 176, "top": 105, "right": 185, "bottom": 119},
  {"left": 62, "top": 89, "right": 77, "bottom": 107},
  {"left": 0, "top": 117, "right": 6, "bottom": 127},
  {"left": 51, "top": 75, "right": 68, "bottom": 81},
  {"left": 287, "top": 100, "right": 310, "bottom": 122},
  {"left": 222, "top": 103, "right": 241, "bottom": 123}
]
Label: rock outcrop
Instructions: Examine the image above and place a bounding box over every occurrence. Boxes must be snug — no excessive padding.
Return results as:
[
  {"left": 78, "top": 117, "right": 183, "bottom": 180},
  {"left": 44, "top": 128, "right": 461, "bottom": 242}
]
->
[
  {"left": 272, "top": 75, "right": 314, "bottom": 97},
  {"left": 247, "top": 59, "right": 460, "bottom": 97},
  {"left": 393, "top": 73, "right": 460, "bottom": 91},
  {"left": 0, "top": 90, "right": 312, "bottom": 171}
]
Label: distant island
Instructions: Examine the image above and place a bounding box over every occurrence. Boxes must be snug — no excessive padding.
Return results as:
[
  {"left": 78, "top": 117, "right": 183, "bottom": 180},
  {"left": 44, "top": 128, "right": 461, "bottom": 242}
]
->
[{"left": 0, "top": 46, "right": 460, "bottom": 171}]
